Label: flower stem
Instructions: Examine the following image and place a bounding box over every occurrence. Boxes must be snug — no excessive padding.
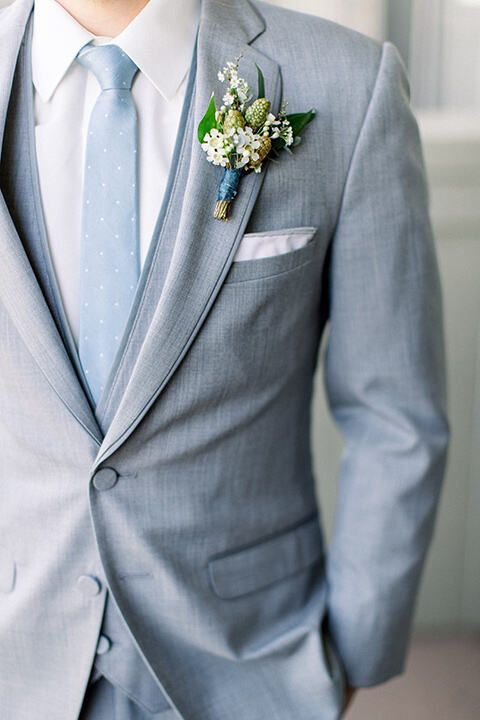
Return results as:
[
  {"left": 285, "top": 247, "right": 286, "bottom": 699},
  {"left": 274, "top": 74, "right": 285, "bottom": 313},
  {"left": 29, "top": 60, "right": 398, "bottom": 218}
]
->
[{"left": 214, "top": 167, "right": 243, "bottom": 221}]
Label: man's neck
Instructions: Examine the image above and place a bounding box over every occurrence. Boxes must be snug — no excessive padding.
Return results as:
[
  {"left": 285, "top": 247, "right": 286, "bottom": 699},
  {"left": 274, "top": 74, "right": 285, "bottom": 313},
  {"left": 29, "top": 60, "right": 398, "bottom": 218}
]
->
[{"left": 55, "top": 0, "right": 150, "bottom": 37}]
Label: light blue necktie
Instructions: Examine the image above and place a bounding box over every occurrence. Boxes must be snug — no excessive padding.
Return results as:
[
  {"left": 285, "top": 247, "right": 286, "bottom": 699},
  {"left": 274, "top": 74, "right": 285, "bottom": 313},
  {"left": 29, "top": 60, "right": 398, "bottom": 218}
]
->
[{"left": 75, "top": 43, "right": 140, "bottom": 404}]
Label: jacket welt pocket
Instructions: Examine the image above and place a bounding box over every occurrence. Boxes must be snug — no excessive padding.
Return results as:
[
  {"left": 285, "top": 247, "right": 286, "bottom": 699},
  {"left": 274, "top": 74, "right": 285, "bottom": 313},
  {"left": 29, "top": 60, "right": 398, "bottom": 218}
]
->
[
  {"left": 207, "top": 512, "right": 324, "bottom": 600},
  {"left": 224, "top": 227, "right": 319, "bottom": 284}
]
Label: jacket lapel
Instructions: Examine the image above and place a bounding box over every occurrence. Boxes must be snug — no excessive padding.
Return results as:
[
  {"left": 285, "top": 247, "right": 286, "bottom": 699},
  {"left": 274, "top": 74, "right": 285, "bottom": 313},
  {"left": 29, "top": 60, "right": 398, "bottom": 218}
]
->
[
  {"left": 94, "top": 0, "right": 281, "bottom": 467},
  {"left": 0, "top": 0, "right": 103, "bottom": 445}
]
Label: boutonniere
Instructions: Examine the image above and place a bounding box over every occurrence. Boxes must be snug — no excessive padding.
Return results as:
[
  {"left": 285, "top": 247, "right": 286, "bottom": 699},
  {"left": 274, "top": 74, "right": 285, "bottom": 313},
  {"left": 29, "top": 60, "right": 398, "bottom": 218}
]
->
[{"left": 198, "top": 56, "right": 316, "bottom": 221}]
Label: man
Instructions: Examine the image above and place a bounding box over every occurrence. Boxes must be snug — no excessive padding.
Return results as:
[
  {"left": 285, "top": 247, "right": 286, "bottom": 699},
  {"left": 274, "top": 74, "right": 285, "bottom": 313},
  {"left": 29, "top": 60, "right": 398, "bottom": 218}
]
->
[{"left": 0, "top": 0, "right": 449, "bottom": 718}]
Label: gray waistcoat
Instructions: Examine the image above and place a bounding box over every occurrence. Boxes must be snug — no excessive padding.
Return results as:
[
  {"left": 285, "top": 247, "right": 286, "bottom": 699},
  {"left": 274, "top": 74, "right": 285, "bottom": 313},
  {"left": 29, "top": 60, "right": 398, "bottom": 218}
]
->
[{"left": 0, "top": 13, "right": 196, "bottom": 714}]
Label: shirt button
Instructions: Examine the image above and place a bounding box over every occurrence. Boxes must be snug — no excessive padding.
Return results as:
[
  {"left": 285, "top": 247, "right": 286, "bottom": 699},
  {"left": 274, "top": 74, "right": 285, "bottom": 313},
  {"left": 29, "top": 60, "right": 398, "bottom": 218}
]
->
[
  {"left": 92, "top": 467, "right": 119, "bottom": 491},
  {"left": 77, "top": 575, "right": 102, "bottom": 597},
  {"left": 96, "top": 634, "right": 112, "bottom": 655}
]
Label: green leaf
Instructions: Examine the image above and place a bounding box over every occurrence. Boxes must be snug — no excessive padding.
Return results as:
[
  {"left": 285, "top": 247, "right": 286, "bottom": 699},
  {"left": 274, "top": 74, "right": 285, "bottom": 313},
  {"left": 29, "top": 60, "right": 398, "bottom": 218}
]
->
[
  {"left": 255, "top": 63, "right": 265, "bottom": 99},
  {"left": 271, "top": 108, "right": 316, "bottom": 152},
  {"left": 197, "top": 92, "right": 218, "bottom": 144},
  {"left": 286, "top": 108, "right": 316, "bottom": 136}
]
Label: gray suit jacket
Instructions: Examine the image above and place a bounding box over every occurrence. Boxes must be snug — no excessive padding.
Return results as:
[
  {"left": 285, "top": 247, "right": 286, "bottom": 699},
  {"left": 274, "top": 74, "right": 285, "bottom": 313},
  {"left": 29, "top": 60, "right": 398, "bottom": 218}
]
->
[{"left": 0, "top": 0, "right": 449, "bottom": 719}]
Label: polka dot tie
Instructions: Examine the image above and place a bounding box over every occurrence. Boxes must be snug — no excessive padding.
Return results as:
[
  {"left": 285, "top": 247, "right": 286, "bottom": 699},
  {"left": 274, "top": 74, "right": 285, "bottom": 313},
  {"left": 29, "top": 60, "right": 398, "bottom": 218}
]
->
[{"left": 75, "top": 43, "right": 140, "bottom": 404}]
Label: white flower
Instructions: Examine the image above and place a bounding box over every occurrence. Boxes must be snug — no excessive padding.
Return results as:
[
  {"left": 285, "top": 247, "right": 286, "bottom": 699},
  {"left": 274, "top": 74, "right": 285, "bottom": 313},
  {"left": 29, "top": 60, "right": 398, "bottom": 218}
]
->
[
  {"left": 229, "top": 126, "right": 262, "bottom": 168},
  {"left": 232, "top": 127, "right": 260, "bottom": 151},
  {"left": 201, "top": 128, "right": 234, "bottom": 167},
  {"left": 218, "top": 57, "right": 251, "bottom": 111},
  {"left": 263, "top": 113, "right": 281, "bottom": 134},
  {"left": 283, "top": 126, "right": 294, "bottom": 146},
  {"left": 278, "top": 119, "right": 294, "bottom": 146},
  {"left": 201, "top": 127, "right": 222, "bottom": 150}
]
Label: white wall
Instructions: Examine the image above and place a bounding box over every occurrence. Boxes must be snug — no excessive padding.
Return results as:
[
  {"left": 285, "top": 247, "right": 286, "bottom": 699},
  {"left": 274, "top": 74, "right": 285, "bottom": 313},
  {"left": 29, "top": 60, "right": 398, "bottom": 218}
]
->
[
  {"left": 265, "top": 0, "right": 386, "bottom": 40},
  {"left": 411, "top": 0, "right": 480, "bottom": 110}
]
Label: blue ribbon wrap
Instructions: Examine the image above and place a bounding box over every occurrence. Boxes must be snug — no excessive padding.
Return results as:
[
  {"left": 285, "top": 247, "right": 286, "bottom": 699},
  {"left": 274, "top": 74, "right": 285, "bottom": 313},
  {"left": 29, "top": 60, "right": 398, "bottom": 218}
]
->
[{"left": 217, "top": 167, "right": 243, "bottom": 201}]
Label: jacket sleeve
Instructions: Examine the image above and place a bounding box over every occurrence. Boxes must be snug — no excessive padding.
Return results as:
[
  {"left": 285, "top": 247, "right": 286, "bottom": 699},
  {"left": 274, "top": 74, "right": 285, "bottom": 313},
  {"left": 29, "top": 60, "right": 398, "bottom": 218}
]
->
[{"left": 322, "top": 40, "right": 450, "bottom": 688}]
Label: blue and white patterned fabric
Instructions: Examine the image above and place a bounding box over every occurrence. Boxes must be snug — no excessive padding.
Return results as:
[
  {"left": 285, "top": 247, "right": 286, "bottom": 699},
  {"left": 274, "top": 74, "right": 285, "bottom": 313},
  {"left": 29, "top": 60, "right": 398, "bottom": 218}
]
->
[{"left": 76, "top": 43, "right": 140, "bottom": 404}]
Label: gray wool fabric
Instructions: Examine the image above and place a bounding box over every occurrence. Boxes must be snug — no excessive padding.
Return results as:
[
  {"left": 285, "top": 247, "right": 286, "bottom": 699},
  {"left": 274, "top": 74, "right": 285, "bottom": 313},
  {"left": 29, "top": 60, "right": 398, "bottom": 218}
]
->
[{"left": 0, "top": 0, "right": 449, "bottom": 719}]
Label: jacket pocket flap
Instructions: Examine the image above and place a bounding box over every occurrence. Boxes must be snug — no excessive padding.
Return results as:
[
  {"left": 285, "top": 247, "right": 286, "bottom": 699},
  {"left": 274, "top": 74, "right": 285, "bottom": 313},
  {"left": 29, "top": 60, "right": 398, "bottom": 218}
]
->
[{"left": 207, "top": 513, "right": 324, "bottom": 600}]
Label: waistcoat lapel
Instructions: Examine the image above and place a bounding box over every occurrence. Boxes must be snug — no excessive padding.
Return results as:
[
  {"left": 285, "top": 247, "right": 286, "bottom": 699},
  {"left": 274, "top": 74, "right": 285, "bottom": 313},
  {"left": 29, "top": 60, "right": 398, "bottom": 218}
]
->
[
  {"left": 94, "top": 0, "right": 282, "bottom": 468},
  {"left": 0, "top": 0, "right": 103, "bottom": 445}
]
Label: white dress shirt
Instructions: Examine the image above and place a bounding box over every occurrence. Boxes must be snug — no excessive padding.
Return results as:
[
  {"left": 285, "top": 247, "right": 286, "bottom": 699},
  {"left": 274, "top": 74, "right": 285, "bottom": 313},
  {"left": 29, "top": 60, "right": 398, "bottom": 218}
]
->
[{"left": 31, "top": 0, "right": 200, "bottom": 345}]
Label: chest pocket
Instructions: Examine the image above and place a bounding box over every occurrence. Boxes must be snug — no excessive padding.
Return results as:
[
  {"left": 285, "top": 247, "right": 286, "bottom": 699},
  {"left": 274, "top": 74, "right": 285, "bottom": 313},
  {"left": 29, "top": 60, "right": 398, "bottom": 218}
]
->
[{"left": 225, "top": 226, "right": 319, "bottom": 284}]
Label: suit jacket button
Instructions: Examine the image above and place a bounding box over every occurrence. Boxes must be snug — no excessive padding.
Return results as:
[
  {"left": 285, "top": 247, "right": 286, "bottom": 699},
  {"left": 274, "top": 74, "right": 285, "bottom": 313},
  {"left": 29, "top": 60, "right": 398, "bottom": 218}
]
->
[
  {"left": 92, "top": 467, "right": 119, "bottom": 491},
  {"left": 96, "top": 634, "right": 112, "bottom": 655},
  {"left": 77, "top": 575, "right": 102, "bottom": 597}
]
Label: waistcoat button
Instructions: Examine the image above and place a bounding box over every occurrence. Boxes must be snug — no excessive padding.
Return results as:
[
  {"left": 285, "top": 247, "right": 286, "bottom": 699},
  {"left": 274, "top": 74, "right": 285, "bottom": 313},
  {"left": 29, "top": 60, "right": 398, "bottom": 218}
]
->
[
  {"left": 77, "top": 575, "right": 102, "bottom": 597},
  {"left": 92, "top": 467, "right": 119, "bottom": 491},
  {"left": 96, "top": 634, "right": 112, "bottom": 655}
]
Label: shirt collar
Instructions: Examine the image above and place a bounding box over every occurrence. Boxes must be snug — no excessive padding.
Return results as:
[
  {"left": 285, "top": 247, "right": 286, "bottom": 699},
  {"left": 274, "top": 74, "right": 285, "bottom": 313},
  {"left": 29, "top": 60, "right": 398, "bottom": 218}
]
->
[{"left": 32, "top": 0, "right": 201, "bottom": 103}]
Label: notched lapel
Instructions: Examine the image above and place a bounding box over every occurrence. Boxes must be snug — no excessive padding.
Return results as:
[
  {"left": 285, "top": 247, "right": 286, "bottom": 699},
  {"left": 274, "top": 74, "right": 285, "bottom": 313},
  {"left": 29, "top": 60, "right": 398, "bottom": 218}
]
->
[
  {"left": 0, "top": 0, "right": 103, "bottom": 445},
  {"left": 95, "top": 0, "right": 282, "bottom": 466}
]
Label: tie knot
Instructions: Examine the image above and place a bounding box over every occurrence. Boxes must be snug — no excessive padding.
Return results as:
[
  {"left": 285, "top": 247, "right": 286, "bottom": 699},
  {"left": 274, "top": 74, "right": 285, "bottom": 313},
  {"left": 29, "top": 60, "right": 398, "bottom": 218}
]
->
[{"left": 76, "top": 43, "right": 139, "bottom": 90}]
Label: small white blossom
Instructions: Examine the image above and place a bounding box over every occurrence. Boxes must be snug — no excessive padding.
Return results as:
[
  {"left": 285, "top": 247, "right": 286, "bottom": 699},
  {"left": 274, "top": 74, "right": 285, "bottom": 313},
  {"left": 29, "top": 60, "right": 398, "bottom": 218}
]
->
[
  {"left": 201, "top": 128, "right": 234, "bottom": 167},
  {"left": 230, "top": 127, "right": 262, "bottom": 168},
  {"left": 218, "top": 56, "right": 252, "bottom": 112},
  {"left": 279, "top": 119, "right": 294, "bottom": 146},
  {"left": 264, "top": 112, "right": 280, "bottom": 127}
]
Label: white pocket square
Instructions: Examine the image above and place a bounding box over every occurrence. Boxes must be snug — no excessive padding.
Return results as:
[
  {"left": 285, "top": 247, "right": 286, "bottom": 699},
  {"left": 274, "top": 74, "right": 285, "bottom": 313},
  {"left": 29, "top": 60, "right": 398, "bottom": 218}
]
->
[{"left": 233, "top": 226, "right": 317, "bottom": 262}]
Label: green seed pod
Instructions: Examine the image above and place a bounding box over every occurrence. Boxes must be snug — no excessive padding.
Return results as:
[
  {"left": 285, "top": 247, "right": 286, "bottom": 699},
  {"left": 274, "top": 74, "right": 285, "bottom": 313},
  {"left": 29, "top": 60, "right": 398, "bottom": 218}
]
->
[
  {"left": 250, "top": 136, "right": 272, "bottom": 167},
  {"left": 223, "top": 109, "right": 246, "bottom": 134},
  {"left": 245, "top": 98, "right": 271, "bottom": 131}
]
